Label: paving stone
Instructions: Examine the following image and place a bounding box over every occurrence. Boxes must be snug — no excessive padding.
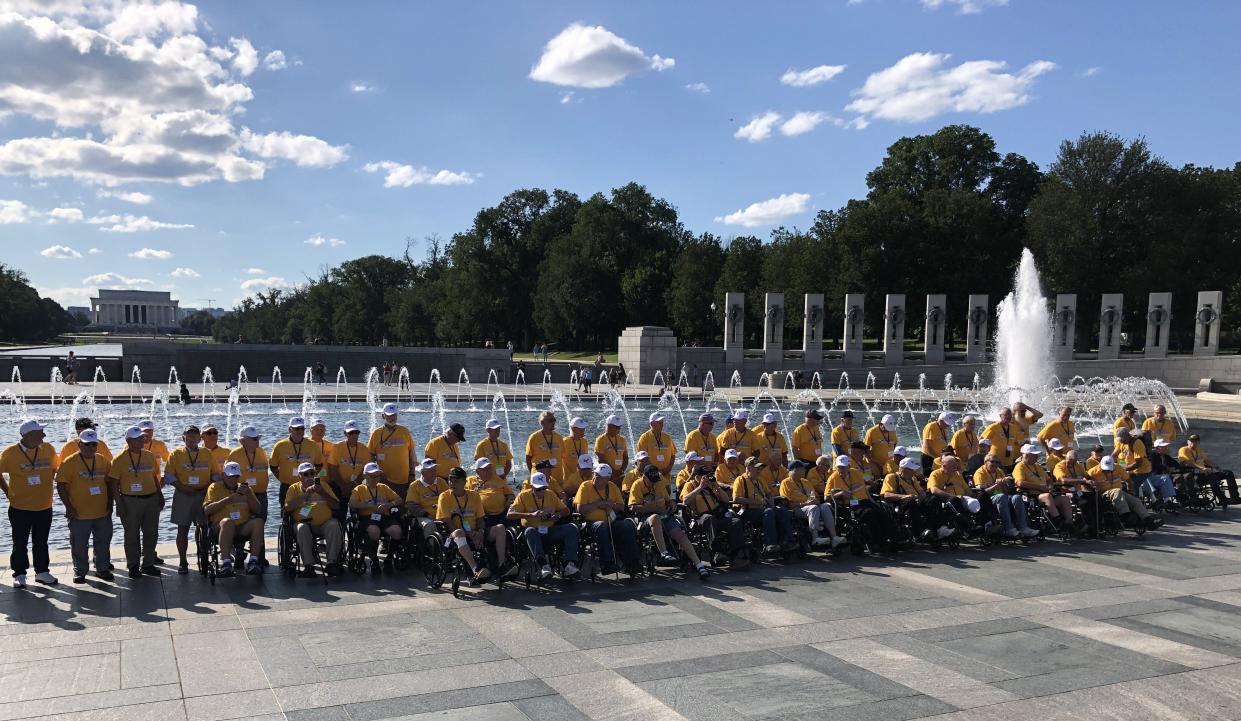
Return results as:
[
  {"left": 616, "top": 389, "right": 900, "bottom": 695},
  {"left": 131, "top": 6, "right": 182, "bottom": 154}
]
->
[
  {"left": 0, "top": 683, "right": 182, "bottom": 721},
  {"left": 345, "top": 679, "right": 554, "bottom": 721},
  {"left": 275, "top": 659, "right": 534, "bottom": 712},
  {"left": 120, "top": 636, "right": 179, "bottom": 688},
  {"left": 0, "top": 654, "right": 120, "bottom": 703},
  {"left": 173, "top": 630, "right": 269, "bottom": 697}
]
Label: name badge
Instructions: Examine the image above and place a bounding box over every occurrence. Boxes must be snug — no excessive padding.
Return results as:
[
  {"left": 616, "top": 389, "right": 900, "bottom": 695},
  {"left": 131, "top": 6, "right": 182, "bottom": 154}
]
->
[
  {"left": 538, "top": 525, "right": 549, "bottom": 534},
  {"left": 88, "top": 486, "right": 102, "bottom": 496},
  {"left": 246, "top": 478, "right": 257, "bottom": 487},
  {"left": 376, "top": 453, "right": 385, "bottom": 461},
  {"left": 187, "top": 475, "right": 200, "bottom": 486},
  {"left": 229, "top": 511, "right": 241, "bottom": 520},
  {"left": 656, "top": 454, "right": 666, "bottom": 462},
  {"left": 704, "top": 455, "right": 714, "bottom": 462},
  {"left": 26, "top": 475, "right": 41, "bottom": 486},
  {"left": 548, "top": 458, "right": 557, "bottom": 466},
  {"left": 462, "top": 521, "right": 471, "bottom": 531},
  {"left": 299, "top": 505, "right": 312, "bottom": 518},
  {"left": 130, "top": 482, "right": 144, "bottom": 493},
  {"left": 1007, "top": 445, "right": 1014, "bottom": 453},
  {"left": 370, "top": 513, "right": 381, "bottom": 521}
]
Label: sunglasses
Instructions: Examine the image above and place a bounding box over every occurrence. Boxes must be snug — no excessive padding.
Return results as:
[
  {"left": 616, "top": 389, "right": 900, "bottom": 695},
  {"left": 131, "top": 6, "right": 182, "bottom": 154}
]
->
[{"left": 203, "top": 430, "right": 218, "bottom": 435}]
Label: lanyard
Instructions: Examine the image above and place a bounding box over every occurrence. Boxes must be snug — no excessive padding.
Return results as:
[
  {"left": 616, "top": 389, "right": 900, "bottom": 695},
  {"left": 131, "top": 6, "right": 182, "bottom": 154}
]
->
[
  {"left": 532, "top": 491, "right": 545, "bottom": 512},
  {"left": 344, "top": 442, "right": 359, "bottom": 467},
  {"left": 451, "top": 492, "right": 469, "bottom": 517},
  {"left": 444, "top": 439, "right": 459, "bottom": 460},
  {"left": 541, "top": 430, "right": 556, "bottom": 451},
  {"left": 290, "top": 439, "right": 304, "bottom": 460},
  {"left": 651, "top": 431, "right": 664, "bottom": 449},
  {"left": 18, "top": 443, "right": 39, "bottom": 468},
  {"left": 186, "top": 447, "right": 201, "bottom": 470},
  {"left": 127, "top": 450, "right": 143, "bottom": 476},
  {"left": 244, "top": 447, "right": 259, "bottom": 471},
  {"left": 571, "top": 437, "right": 586, "bottom": 455},
  {"left": 82, "top": 454, "right": 96, "bottom": 479},
  {"left": 765, "top": 434, "right": 780, "bottom": 449},
  {"left": 381, "top": 426, "right": 399, "bottom": 446},
  {"left": 809, "top": 426, "right": 821, "bottom": 444},
  {"left": 607, "top": 434, "right": 622, "bottom": 454},
  {"left": 793, "top": 475, "right": 810, "bottom": 498},
  {"left": 489, "top": 438, "right": 505, "bottom": 459}
]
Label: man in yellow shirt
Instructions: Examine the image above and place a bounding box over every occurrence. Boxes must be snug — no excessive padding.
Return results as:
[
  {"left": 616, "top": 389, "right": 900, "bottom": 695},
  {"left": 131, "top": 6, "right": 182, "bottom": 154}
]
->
[
  {"left": 574, "top": 463, "right": 639, "bottom": 575},
  {"left": 271, "top": 417, "right": 325, "bottom": 507},
  {"left": 629, "top": 464, "right": 710, "bottom": 579},
  {"left": 791, "top": 409, "right": 826, "bottom": 465},
  {"left": 680, "top": 464, "right": 747, "bottom": 568},
  {"left": 595, "top": 414, "right": 630, "bottom": 477},
  {"left": 684, "top": 413, "right": 718, "bottom": 465},
  {"left": 467, "top": 457, "right": 517, "bottom": 539},
  {"left": 717, "top": 409, "right": 757, "bottom": 459},
  {"left": 756, "top": 412, "right": 788, "bottom": 468},
  {"left": 406, "top": 458, "right": 447, "bottom": 542},
  {"left": 308, "top": 419, "right": 335, "bottom": 479},
  {"left": 714, "top": 449, "right": 746, "bottom": 490},
  {"left": 973, "top": 453, "right": 1037, "bottom": 540},
  {"left": 562, "top": 417, "right": 593, "bottom": 479},
  {"left": 981, "top": 407, "right": 1021, "bottom": 471},
  {"left": 674, "top": 451, "right": 705, "bottom": 491},
  {"left": 1038, "top": 406, "right": 1076, "bottom": 457},
  {"left": 1087, "top": 456, "right": 1161, "bottom": 532},
  {"left": 1179, "top": 433, "right": 1238, "bottom": 505},
  {"left": 927, "top": 455, "right": 997, "bottom": 539},
  {"left": 109, "top": 426, "right": 163, "bottom": 578},
  {"left": 425, "top": 423, "right": 466, "bottom": 483},
  {"left": 1114, "top": 402, "right": 1139, "bottom": 439},
  {"left": 137, "top": 419, "right": 170, "bottom": 464},
  {"left": 201, "top": 424, "right": 230, "bottom": 469},
  {"left": 1, "top": 419, "right": 61, "bottom": 587},
  {"left": 509, "top": 472, "right": 579, "bottom": 579},
  {"left": 329, "top": 420, "right": 367, "bottom": 513},
  {"left": 227, "top": 425, "right": 270, "bottom": 519},
  {"left": 863, "top": 414, "right": 897, "bottom": 471},
  {"left": 349, "top": 461, "right": 404, "bottom": 575},
  {"left": 283, "top": 462, "right": 343, "bottom": 579},
  {"left": 881, "top": 456, "right": 941, "bottom": 543},
  {"left": 779, "top": 460, "right": 843, "bottom": 548},
  {"left": 1014, "top": 444, "right": 1080, "bottom": 535},
  {"left": 831, "top": 410, "right": 861, "bottom": 457},
  {"left": 921, "top": 412, "right": 953, "bottom": 476},
  {"left": 563, "top": 453, "right": 595, "bottom": 500},
  {"left": 203, "top": 461, "right": 264, "bottom": 576},
  {"left": 56, "top": 428, "right": 115, "bottom": 583},
  {"left": 1010, "top": 401, "right": 1044, "bottom": 441},
  {"left": 525, "top": 411, "right": 564, "bottom": 485},
  {"left": 166, "top": 425, "right": 218, "bottom": 575},
  {"left": 437, "top": 466, "right": 493, "bottom": 583},
  {"left": 1142, "top": 405, "right": 1177, "bottom": 446},
  {"left": 59, "top": 417, "right": 112, "bottom": 464},
  {"left": 636, "top": 412, "right": 676, "bottom": 482},
  {"left": 369, "top": 403, "right": 418, "bottom": 492},
  {"left": 734, "top": 457, "right": 795, "bottom": 554},
  {"left": 1114, "top": 428, "right": 1161, "bottom": 502},
  {"left": 475, "top": 419, "right": 514, "bottom": 478},
  {"left": 951, "top": 415, "right": 980, "bottom": 469},
  {"left": 1045, "top": 438, "right": 1069, "bottom": 469},
  {"left": 826, "top": 455, "right": 899, "bottom": 551}
]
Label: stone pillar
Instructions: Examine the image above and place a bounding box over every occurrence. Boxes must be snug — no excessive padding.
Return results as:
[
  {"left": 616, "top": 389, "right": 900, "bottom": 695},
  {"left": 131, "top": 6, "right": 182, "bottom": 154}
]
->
[
  {"left": 1194, "top": 290, "right": 1224, "bottom": 357},
  {"left": 965, "top": 294, "right": 989, "bottom": 364},
  {"left": 1144, "top": 292, "right": 1172, "bottom": 359},
  {"left": 617, "top": 326, "right": 678, "bottom": 386},
  {"left": 842, "top": 294, "right": 864, "bottom": 365},
  {"left": 883, "top": 294, "right": 905, "bottom": 366},
  {"left": 1053, "top": 294, "right": 1077, "bottom": 361},
  {"left": 924, "top": 294, "right": 947, "bottom": 364},
  {"left": 802, "top": 293, "right": 824, "bottom": 369},
  {"left": 723, "top": 291, "right": 745, "bottom": 367},
  {"left": 1098, "top": 293, "right": 1123, "bottom": 360},
  {"left": 763, "top": 292, "right": 784, "bottom": 368}
]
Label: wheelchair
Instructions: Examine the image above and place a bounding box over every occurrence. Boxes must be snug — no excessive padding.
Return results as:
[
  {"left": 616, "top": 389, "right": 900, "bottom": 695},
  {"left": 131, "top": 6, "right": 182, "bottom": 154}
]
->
[
  {"left": 832, "top": 500, "right": 877, "bottom": 555},
  {"left": 1176, "top": 473, "right": 1219, "bottom": 513},
  {"left": 1076, "top": 491, "right": 1124, "bottom": 539},
  {"left": 194, "top": 520, "right": 256, "bottom": 585},
  {"left": 277, "top": 513, "right": 344, "bottom": 580},
  {"left": 345, "top": 510, "right": 414, "bottom": 576},
  {"left": 1022, "top": 492, "right": 1083, "bottom": 542},
  {"left": 420, "top": 520, "right": 517, "bottom": 597},
  {"left": 514, "top": 523, "right": 580, "bottom": 590}
]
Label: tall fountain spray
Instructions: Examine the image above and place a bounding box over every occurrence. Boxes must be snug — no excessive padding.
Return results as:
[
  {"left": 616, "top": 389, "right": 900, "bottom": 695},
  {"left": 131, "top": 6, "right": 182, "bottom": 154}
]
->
[{"left": 993, "top": 248, "right": 1054, "bottom": 409}]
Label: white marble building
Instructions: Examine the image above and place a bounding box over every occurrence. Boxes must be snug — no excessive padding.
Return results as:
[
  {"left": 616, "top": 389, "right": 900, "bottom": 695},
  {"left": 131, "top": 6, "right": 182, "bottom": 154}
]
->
[{"left": 90, "top": 289, "right": 181, "bottom": 330}]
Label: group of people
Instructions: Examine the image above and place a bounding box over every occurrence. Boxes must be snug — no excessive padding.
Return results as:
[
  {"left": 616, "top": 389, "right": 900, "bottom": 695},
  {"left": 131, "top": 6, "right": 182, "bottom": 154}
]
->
[{"left": 2, "top": 399, "right": 1234, "bottom": 591}]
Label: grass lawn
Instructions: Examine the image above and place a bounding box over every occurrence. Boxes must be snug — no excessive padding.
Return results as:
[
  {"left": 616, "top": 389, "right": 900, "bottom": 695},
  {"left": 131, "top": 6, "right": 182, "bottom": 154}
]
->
[{"left": 512, "top": 351, "right": 618, "bottom": 363}]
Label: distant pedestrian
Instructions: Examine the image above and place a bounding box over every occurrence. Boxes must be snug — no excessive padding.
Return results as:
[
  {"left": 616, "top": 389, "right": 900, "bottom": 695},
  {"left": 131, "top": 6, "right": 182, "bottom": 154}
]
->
[
  {"left": 382, "top": 361, "right": 392, "bottom": 386},
  {"left": 583, "top": 368, "right": 593, "bottom": 394},
  {"left": 617, "top": 362, "right": 628, "bottom": 387},
  {"left": 179, "top": 382, "right": 191, "bottom": 405},
  {"left": 506, "top": 340, "right": 514, "bottom": 360},
  {"left": 541, "top": 343, "right": 550, "bottom": 362},
  {"left": 65, "top": 351, "right": 79, "bottom": 385}
]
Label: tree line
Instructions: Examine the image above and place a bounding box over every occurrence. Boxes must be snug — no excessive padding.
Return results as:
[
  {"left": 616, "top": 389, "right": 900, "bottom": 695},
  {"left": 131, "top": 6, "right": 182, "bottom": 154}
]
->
[{"left": 207, "top": 125, "right": 1240, "bottom": 353}]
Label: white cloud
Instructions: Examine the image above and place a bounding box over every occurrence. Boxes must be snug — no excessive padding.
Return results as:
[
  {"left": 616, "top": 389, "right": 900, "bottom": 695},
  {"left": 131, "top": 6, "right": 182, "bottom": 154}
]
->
[
  {"left": 98, "top": 190, "right": 153, "bottom": 204},
  {"left": 715, "top": 193, "right": 812, "bottom": 227},
  {"left": 38, "top": 286, "right": 94, "bottom": 307},
  {"left": 40, "top": 244, "right": 82, "bottom": 259},
  {"left": 684, "top": 82, "right": 711, "bottom": 94},
  {"left": 229, "top": 37, "right": 258, "bottom": 76},
  {"left": 103, "top": 1, "right": 199, "bottom": 41},
  {"left": 350, "top": 82, "right": 376, "bottom": 93},
  {"left": 559, "top": 91, "right": 576, "bottom": 105},
  {"left": 529, "top": 23, "right": 674, "bottom": 88},
  {"left": 240, "top": 276, "right": 290, "bottom": 293},
  {"left": 780, "top": 111, "right": 830, "bottom": 136},
  {"left": 1081, "top": 66, "right": 1101, "bottom": 77},
  {"left": 845, "top": 52, "right": 1056, "bottom": 124},
  {"left": 239, "top": 129, "right": 348, "bottom": 168},
  {"left": 921, "top": 0, "right": 1008, "bottom": 13},
  {"left": 48, "top": 207, "right": 85, "bottom": 223},
  {"left": 90, "top": 214, "right": 193, "bottom": 232},
  {"left": 363, "top": 160, "right": 479, "bottom": 188},
  {"left": 83, "top": 272, "right": 153, "bottom": 287},
  {"left": 262, "top": 50, "right": 287, "bottom": 71},
  {"left": 0, "top": 199, "right": 30, "bottom": 223},
  {"left": 244, "top": 267, "right": 265, "bottom": 275},
  {"left": 734, "top": 112, "right": 782, "bottom": 142},
  {"left": 303, "top": 233, "right": 344, "bottom": 248},
  {"left": 88, "top": 247, "right": 102, "bottom": 254},
  {"left": 780, "top": 65, "right": 847, "bottom": 87},
  {"left": 128, "top": 247, "right": 174, "bottom": 260},
  {"left": 170, "top": 266, "right": 199, "bottom": 277}
]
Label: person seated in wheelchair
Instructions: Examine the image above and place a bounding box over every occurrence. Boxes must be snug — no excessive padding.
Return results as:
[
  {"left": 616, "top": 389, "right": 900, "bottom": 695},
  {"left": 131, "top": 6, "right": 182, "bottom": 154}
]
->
[
  {"left": 435, "top": 467, "right": 494, "bottom": 583},
  {"left": 848, "top": 441, "right": 881, "bottom": 492},
  {"left": 283, "top": 461, "right": 344, "bottom": 578},
  {"left": 406, "top": 458, "right": 448, "bottom": 543},
  {"left": 758, "top": 448, "right": 788, "bottom": 496},
  {"left": 1053, "top": 449, "right": 1094, "bottom": 502},
  {"left": 1043, "top": 437, "right": 1069, "bottom": 470},
  {"left": 348, "top": 462, "right": 404, "bottom": 575},
  {"left": 1085, "top": 444, "right": 1106, "bottom": 471},
  {"left": 562, "top": 452, "right": 597, "bottom": 506},
  {"left": 1150, "top": 439, "right": 1191, "bottom": 507},
  {"left": 974, "top": 453, "right": 1038, "bottom": 539},
  {"left": 629, "top": 465, "right": 710, "bottom": 579},
  {"left": 202, "top": 461, "right": 264, "bottom": 576},
  {"left": 509, "top": 472, "right": 579, "bottom": 579},
  {"left": 733, "top": 456, "right": 797, "bottom": 554},
  {"left": 779, "top": 459, "right": 845, "bottom": 549},
  {"left": 1014, "top": 444, "right": 1083, "bottom": 536},
  {"left": 674, "top": 450, "right": 707, "bottom": 491},
  {"left": 621, "top": 451, "right": 653, "bottom": 496},
  {"left": 1115, "top": 428, "right": 1175, "bottom": 508},
  {"left": 468, "top": 456, "right": 519, "bottom": 577},
  {"left": 1087, "top": 456, "right": 1163, "bottom": 532},
  {"left": 714, "top": 449, "right": 747, "bottom": 490},
  {"left": 927, "top": 455, "right": 1000, "bottom": 539},
  {"left": 964, "top": 437, "right": 992, "bottom": 477},
  {"left": 882, "top": 456, "right": 946, "bottom": 543},
  {"left": 827, "top": 454, "right": 900, "bottom": 552},
  {"left": 1179, "top": 434, "right": 1239, "bottom": 506},
  {"left": 574, "top": 462, "right": 641, "bottom": 576},
  {"left": 680, "top": 463, "right": 747, "bottom": 568}
]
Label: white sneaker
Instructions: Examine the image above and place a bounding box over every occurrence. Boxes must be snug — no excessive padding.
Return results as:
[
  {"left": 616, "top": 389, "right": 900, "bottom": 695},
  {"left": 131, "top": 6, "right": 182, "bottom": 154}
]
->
[
  {"left": 937, "top": 526, "right": 955, "bottom": 539},
  {"left": 1002, "top": 528, "right": 1020, "bottom": 539},
  {"left": 812, "top": 537, "right": 832, "bottom": 548},
  {"left": 35, "top": 572, "right": 58, "bottom": 586},
  {"left": 13, "top": 574, "right": 27, "bottom": 589},
  {"left": 564, "top": 561, "right": 579, "bottom": 577},
  {"left": 1020, "top": 527, "right": 1039, "bottom": 538},
  {"left": 540, "top": 564, "right": 553, "bottom": 579}
]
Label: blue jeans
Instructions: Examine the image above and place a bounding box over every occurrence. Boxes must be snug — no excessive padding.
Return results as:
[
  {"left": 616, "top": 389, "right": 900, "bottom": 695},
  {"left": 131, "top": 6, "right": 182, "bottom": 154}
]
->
[
  {"left": 523, "top": 524, "right": 579, "bottom": 563},
  {"left": 992, "top": 494, "right": 1031, "bottom": 532},
  {"left": 590, "top": 519, "right": 639, "bottom": 566},
  {"left": 1141, "top": 474, "right": 1176, "bottom": 501},
  {"left": 745, "top": 507, "right": 791, "bottom": 545}
]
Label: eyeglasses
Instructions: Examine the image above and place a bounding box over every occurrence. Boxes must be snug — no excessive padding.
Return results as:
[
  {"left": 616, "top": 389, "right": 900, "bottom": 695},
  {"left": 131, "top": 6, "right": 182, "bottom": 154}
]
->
[{"left": 203, "top": 430, "right": 218, "bottom": 436}]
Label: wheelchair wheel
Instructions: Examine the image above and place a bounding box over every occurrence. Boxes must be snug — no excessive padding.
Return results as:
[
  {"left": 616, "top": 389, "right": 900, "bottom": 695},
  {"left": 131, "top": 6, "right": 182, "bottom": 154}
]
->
[
  {"left": 422, "top": 534, "right": 447, "bottom": 589},
  {"left": 277, "top": 520, "right": 298, "bottom": 576}
]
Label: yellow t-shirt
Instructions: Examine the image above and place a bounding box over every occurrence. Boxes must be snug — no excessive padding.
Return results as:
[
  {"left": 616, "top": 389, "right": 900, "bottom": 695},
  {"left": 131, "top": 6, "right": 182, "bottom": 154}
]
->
[
  {"left": 0, "top": 442, "right": 59, "bottom": 511},
  {"left": 574, "top": 481, "right": 623, "bottom": 523},
  {"left": 166, "top": 447, "right": 215, "bottom": 492},
  {"left": 349, "top": 482, "right": 400, "bottom": 515},
  {"left": 204, "top": 443, "right": 231, "bottom": 470},
  {"left": 827, "top": 467, "right": 868, "bottom": 502},
  {"left": 680, "top": 477, "right": 729, "bottom": 515},
  {"left": 510, "top": 487, "right": 567, "bottom": 528},
  {"left": 791, "top": 423, "right": 826, "bottom": 463},
  {"left": 1113, "top": 416, "right": 1137, "bottom": 437},
  {"left": 406, "top": 477, "right": 448, "bottom": 515},
  {"left": 864, "top": 425, "right": 897, "bottom": 467},
  {"left": 467, "top": 473, "right": 514, "bottom": 515},
  {"left": 714, "top": 462, "right": 745, "bottom": 490},
  {"left": 636, "top": 430, "right": 676, "bottom": 475},
  {"left": 58, "top": 438, "right": 113, "bottom": 465},
  {"left": 226, "top": 446, "right": 270, "bottom": 492},
  {"left": 204, "top": 481, "right": 253, "bottom": 525},
  {"left": 561, "top": 469, "right": 593, "bottom": 497},
  {"left": 561, "top": 434, "right": 593, "bottom": 477},
  {"left": 1142, "top": 417, "right": 1177, "bottom": 445},
  {"left": 830, "top": 424, "right": 860, "bottom": 454},
  {"left": 475, "top": 436, "right": 514, "bottom": 474},
  {"left": 108, "top": 449, "right": 161, "bottom": 497},
  {"left": 425, "top": 436, "right": 464, "bottom": 481},
  {"left": 594, "top": 432, "right": 629, "bottom": 473},
  {"left": 628, "top": 474, "right": 671, "bottom": 511},
  {"left": 1053, "top": 459, "right": 1088, "bottom": 486},
  {"left": 951, "top": 429, "right": 980, "bottom": 461},
  {"left": 779, "top": 474, "right": 816, "bottom": 505},
  {"left": 1012, "top": 411, "right": 1037, "bottom": 441},
  {"left": 755, "top": 431, "right": 788, "bottom": 461},
  {"left": 368, "top": 424, "right": 415, "bottom": 487},
  {"left": 270, "top": 437, "right": 325, "bottom": 487},
  {"left": 1088, "top": 465, "right": 1129, "bottom": 493},
  {"left": 1178, "top": 445, "right": 1207, "bottom": 470},
  {"left": 54, "top": 451, "right": 110, "bottom": 519},
  {"left": 285, "top": 480, "right": 338, "bottom": 525},
  {"left": 981, "top": 422, "right": 1021, "bottom": 466},
  {"left": 143, "top": 437, "right": 170, "bottom": 463},
  {"left": 1013, "top": 460, "right": 1052, "bottom": 489},
  {"left": 717, "top": 426, "right": 758, "bottom": 458},
  {"left": 972, "top": 464, "right": 1005, "bottom": 492},
  {"left": 525, "top": 430, "right": 564, "bottom": 481},
  {"left": 683, "top": 429, "right": 717, "bottom": 464},
  {"left": 1114, "top": 440, "right": 1151, "bottom": 475},
  {"left": 331, "top": 440, "right": 369, "bottom": 484},
  {"left": 759, "top": 463, "right": 787, "bottom": 492},
  {"left": 731, "top": 473, "right": 773, "bottom": 506},
  {"left": 881, "top": 472, "right": 920, "bottom": 497},
  {"left": 927, "top": 468, "right": 968, "bottom": 496},
  {"left": 921, "top": 421, "right": 950, "bottom": 458},
  {"left": 1037, "top": 420, "right": 1076, "bottom": 450}
]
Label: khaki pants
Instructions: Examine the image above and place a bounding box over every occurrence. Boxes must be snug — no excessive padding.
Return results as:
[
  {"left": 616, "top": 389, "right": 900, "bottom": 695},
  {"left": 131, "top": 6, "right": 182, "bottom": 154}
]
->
[
  {"left": 120, "top": 494, "right": 162, "bottom": 569},
  {"left": 296, "top": 518, "right": 343, "bottom": 568},
  {"left": 1103, "top": 488, "right": 1149, "bottom": 519}
]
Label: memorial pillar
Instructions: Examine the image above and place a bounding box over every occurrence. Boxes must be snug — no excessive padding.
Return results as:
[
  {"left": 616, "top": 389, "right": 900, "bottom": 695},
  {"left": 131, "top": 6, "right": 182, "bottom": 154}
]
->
[
  {"left": 965, "top": 294, "right": 989, "bottom": 364},
  {"left": 1053, "top": 294, "right": 1076, "bottom": 361},
  {"left": 1194, "top": 290, "right": 1224, "bottom": 357},
  {"left": 802, "top": 293, "right": 824, "bottom": 369},
  {"left": 924, "top": 294, "right": 947, "bottom": 364},
  {"left": 883, "top": 294, "right": 905, "bottom": 366},
  {"left": 1144, "top": 292, "right": 1172, "bottom": 359},
  {"left": 723, "top": 291, "right": 745, "bottom": 367},
  {"left": 763, "top": 292, "right": 784, "bottom": 368},
  {"left": 842, "top": 294, "right": 864, "bottom": 366},
  {"left": 1098, "top": 294, "right": 1123, "bottom": 360}
]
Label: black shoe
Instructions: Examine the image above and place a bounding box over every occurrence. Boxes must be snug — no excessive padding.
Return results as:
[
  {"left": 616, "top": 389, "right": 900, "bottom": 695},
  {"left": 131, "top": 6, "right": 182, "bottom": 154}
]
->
[
  {"left": 298, "top": 568, "right": 318, "bottom": 579},
  {"left": 1145, "top": 516, "right": 1164, "bottom": 530},
  {"left": 128, "top": 567, "right": 141, "bottom": 579},
  {"left": 326, "top": 563, "right": 344, "bottom": 578},
  {"left": 73, "top": 575, "right": 87, "bottom": 584},
  {"left": 97, "top": 569, "right": 115, "bottom": 581},
  {"left": 624, "top": 563, "right": 640, "bottom": 578},
  {"left": 140, "top": 565, "right": 160, "bottom": 576},
  {"left": 600, "top": 563, "right": 618, "bottom": 575},
  {"left": 383, "top": 556, "right": 394, "bottom": 572},
  {"left": 371, "top": 559, "right": 383, "bottom": 576}
]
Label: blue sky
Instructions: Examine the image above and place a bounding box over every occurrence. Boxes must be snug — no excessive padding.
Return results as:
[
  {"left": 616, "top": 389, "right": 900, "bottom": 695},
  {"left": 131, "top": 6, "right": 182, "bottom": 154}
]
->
[{"left": 3, "top": 0, "right": 1240, "bottom": 311}]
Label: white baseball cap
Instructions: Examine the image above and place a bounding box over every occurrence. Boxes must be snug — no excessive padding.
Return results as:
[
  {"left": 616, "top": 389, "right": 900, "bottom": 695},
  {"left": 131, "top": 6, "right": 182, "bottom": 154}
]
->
[
  {"left": 762, "top": 412, "right": 777, "bottom": 424},
  {"left": 684, "top": 451, "right": 703, "bottom": 462},
  {"left": 1020, "top": 443, "right": 1041, "bottom": 455},
  {"left": 649, "top": 411, "right": 665, "bottom": 423},
  {"left": 288, "top": 416, "right": 306, "bottom": 428},
  {"left": 899, "top": 457, "right": 920, "bottom": 471},
  {"left": 734, "top": 409, "right": 750, "bottom": 420},
  {"left": 343, "top": 420, "right": 360, "bottom": 434},
  {"left": 138, "top": 419, "right": 155, "bottom": 430},
  {"left": 881, "top": 414, "right": 896, "bottom": 429},
  {"left": 419, "top": 458, "right": 437, "bottom": 470},
  {"left": 485, "top": 418, "right": 502, "bottom": 430},
  {"left": 18, "top": 419, "right": 45, "bottom": 435},
  {"left": 594, "top": 463, "right": 613, "bottom": 478},
  {"left": 296, "top": 462, "right": 316, "bottom": 475},
  {"left": 635, "top": 450, "right": 649, "bottom": 461},
  {"left": 363, "top": 462, "right": 381, "bottom": 474},
  {"left": 239, "top": 425, "right": 260, "bottom": 439},
  {"left": 938, "top": 412, "right": 953, "bottom": 423},
  {"left": 530, "top": 472, "right": 549, "bottom": 489},
  {"left": 473, "top": 457, "right": 491, "bottom": 470},
  {"left": 382, "top": 402, "right": 398, "bottom": 415},
  {"left": 1153, "top": 438, "right": 1171, "bottom": 448},
  {"left": 835, "top": 456, "right": 850, "bottom": 468},
  {"left": 1100, "top": 456, "right": 1116, "bottom": 470},
  {"left": 310, "top": 418, "right": 326, "bottom": 429},
  {"left": 570, "top": 417, "right": 588, "bottom": 430},
  {"left": 125, "top": 426, "right": 144, "bottom": 440},
  {"left": 77, "top": 428, "right": 99, "bottom": 443},
  {"left": 606, "top": 414, "right": 623, "bottom": 427},
  {"left": 978, "top": 438, "right": 992, "bottom": 446},
  {"left": 577, "top": 453, "right": 595, "bottom": 469},
  {"left": 222, "top": 461, "right": 242, "bottom": 477},
  {"left": 724, "top": 449, "right": 740, "bottom": 460},
  {"left": 1048, "top": 438, "right": 1065, "bottom": 450},
  {"left": 893, "top": 445, "right": 908, "bottom": 456}
]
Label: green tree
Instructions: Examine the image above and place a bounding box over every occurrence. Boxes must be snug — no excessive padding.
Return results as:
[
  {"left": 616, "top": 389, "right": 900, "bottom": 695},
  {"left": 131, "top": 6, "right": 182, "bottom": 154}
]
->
[{"left": 665, "top": 233, "right": 724, "bottom": 343}]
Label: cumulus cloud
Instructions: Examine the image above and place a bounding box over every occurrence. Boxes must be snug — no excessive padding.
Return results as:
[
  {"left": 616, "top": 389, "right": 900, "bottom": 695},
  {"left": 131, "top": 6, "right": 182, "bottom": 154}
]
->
[
  {"left": 170, "top": 266, "right": 199, "bottom": 277},
  {"left": 41, "top": 244, "right": 82, "bottom": 259},
  {"left": 304, "top": 233, "right": 344, "bottom": 247},
  {"left": 780, "top": 112, "right": 830, "bottom": 136},
  {"left": 98, "top": 190, "right": 153, "bottom": 204},
  {"left": 48, "top": 207, "right": 85, "bottom": 223},
  {"left": 88, "top": 247, "right": 102, "bottom": 254},
  {"left": 229, "top": 37, "right": 258, "bottom": 76},
  {"left": 244, "top": 267, "right": 265, "bottom": 275},
  {"left": 128, "top": 247, "right": 174, "bottom": 259},
  {"left": 529, "top": 23, "right": 674, "bottom": 88},
  {"left": 684, "top": 82, "right": 711, "bottom": 94},
  {"left": 91, "top": 214, "right": 193, "bottom": 232},
  {"left": 239, "top": 129, "right": 348, "bottom": 167},
  {"left": 363, "top": 161, "right": 479, "bottom": 187},
  {"left": 780, "top": 65, "right": 847, "bottom": 87},
  {"left": 0, "top": 199, "right": 31, "bottom": 223},
  {"left": 350, "top": 82, "right": 376, "bottom": 93},
  {"left": 845, "top": 52, "right": 1055, "bottom": 124},
  {"left": 715, "top": 193, "right": 811, "bottom": 227},
  {"left": 734, "top": 112, "right": 782, "bottom": 142},
  {"left": 240, "top": 276, "right": 290, "bottom": 293},
  {"left": 262, "top": 50, "right": 288, "bottom": 71},
  {"left": 83, "top": 271, "right": 153, "bottom": 287},
  {"left": 1081, "top": 66, "right": 1101, "bottom": 77},
  {"left": 921, "top": 0, "right": 1008, "bottom": 13}
]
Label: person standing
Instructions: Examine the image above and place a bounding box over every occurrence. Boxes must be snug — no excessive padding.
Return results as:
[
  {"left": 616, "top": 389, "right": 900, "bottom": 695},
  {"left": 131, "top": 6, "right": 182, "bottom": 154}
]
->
[
  {"left": 201, "top": 424, "right": 230, "bottom": 469},
  {"left": 368, "top": 403, "right": 417, "bottom": 495},
  {"left": 166, "top": 425, "right": 216, "bottom": 574},
  {"left": 1, "top": 420, "right": 60, "bottom": 587},
  {"left": 474, "top": 419, "right": 514, "bottom": 478},
  {"left": 109, "top": 426, "right": 163, "bottom": 578},
  {"left": 56, "top": 428, "right": 115, "bottom": 583},
  {"left": 226, "top": 426, "right": 269, "bottom": 519},
  {"left": 271, "top": 417, "right": 324, "bottom": 507},
  {"left": 59, "top": 417, "right": 112, "bottom": 464}
]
